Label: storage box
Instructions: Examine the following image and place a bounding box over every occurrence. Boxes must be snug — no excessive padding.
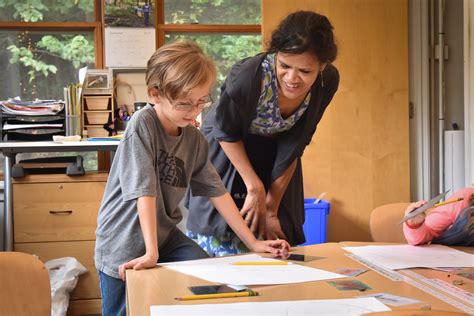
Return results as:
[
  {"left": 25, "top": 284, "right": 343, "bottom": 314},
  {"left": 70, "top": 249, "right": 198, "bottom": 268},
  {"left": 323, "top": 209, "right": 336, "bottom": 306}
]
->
[
  {"left": 299, "top": 198, "right": 330, "bottom": 246},
  {"left": 85, "top": 126, "right": 109, "bottom": 137},
  {"left": 84, "top": 96, "right": 110, "bottom": 110},
  {"left": 85, "top": 112, "right": 110, "bottom": 125}
]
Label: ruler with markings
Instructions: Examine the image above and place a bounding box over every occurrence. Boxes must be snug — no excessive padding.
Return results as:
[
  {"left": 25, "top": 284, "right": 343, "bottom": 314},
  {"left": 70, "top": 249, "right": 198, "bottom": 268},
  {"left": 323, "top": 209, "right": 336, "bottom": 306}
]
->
[
  {"left": 429, "top": 279, "right": 474, "bottom": 304},
  {"left": 345, "top": 253, "right": 404, "bottom": 281},
  {"left": 401, "top": 270, "right": 474, "bottom": 311},
  {"left": 346, "top": 254, "right": 474, "bottom": 314}
]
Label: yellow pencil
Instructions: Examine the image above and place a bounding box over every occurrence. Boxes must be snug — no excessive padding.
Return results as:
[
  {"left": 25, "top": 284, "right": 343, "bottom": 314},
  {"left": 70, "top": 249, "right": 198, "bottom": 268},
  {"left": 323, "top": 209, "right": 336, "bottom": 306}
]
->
[
  {"left": 433, "top": 197, "right": 464, "bottom": 208},
  {"left": 232, "top": 261, "right": 290, "bottom": 266},
  {"left": 175, "top": 290, "right": 259, "bottom": 301}
]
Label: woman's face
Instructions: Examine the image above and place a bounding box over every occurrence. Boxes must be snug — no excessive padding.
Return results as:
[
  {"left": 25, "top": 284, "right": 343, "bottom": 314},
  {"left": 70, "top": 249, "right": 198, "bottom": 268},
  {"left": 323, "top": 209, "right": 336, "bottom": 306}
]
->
[{"left": 275, "top": 51, "right": 323, "bottom": 101}]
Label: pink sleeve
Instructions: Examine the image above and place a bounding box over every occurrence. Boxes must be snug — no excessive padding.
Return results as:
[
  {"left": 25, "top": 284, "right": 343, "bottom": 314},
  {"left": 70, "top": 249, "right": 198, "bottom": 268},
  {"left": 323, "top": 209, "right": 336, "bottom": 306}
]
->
[{"left": 403, "top": 188, "right": 474, "bottom": 245}]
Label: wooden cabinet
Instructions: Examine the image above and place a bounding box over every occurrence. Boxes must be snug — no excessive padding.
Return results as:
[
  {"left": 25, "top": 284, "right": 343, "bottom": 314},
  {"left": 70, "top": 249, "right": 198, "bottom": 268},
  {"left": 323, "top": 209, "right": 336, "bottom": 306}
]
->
[{"left": 13, "top": 173, "right": 108, "bottom": 315}]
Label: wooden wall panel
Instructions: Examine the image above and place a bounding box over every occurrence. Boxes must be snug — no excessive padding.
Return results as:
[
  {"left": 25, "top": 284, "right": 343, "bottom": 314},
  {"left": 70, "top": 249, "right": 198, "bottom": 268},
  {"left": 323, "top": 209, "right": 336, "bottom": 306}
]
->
[{"left": 262, "top": 0, "right": 410, "bottom": 241}]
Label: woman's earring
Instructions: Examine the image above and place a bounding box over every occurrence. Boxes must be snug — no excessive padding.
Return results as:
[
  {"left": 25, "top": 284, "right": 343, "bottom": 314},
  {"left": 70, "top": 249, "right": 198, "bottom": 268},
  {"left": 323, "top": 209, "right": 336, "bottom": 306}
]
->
[{"left": 320, "top": 70, "right": 324, "bottom": 88}]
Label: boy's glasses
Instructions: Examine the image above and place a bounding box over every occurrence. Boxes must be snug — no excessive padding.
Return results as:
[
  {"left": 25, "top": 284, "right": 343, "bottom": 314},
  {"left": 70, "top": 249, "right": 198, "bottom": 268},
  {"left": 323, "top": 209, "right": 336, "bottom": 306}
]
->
[{"left": 172, "top": 95, "right": 213, "bottom": 112}]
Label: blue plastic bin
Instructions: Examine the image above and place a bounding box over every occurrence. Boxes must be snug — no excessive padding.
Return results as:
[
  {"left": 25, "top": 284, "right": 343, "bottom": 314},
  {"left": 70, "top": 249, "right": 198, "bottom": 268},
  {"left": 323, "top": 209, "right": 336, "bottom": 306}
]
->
[{"left": 299, "top": 198, "right": 330, "bottom": 246}]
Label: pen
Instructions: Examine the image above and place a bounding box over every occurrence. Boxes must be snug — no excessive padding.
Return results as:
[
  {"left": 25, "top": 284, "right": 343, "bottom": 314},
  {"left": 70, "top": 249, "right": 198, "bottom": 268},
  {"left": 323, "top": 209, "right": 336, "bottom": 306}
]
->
[
  {"left": 174, "top": 290, "right": 259, "bottom": 301},
  {"left": 232, "top": 261, "right": 290, "bottom": 266},
  {"left": 433, "top": 197, "right": 464, "bottom": 208}
]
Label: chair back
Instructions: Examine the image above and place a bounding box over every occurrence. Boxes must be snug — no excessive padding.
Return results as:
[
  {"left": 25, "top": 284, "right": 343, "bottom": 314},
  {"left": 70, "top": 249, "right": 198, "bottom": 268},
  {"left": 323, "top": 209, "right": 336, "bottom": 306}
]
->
[
  {"left": 370, "top": 202, "right": 411, "bottom": 243},
  {"left": 0, "top": 252, "right": 51, "bottom": 316}
]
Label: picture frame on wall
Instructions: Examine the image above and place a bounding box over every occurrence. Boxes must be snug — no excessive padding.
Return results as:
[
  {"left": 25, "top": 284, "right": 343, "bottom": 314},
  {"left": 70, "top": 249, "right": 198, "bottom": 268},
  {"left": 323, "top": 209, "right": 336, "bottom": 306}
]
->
[{"left": 83, "top": 69, "right": 113, "bottom": 94}]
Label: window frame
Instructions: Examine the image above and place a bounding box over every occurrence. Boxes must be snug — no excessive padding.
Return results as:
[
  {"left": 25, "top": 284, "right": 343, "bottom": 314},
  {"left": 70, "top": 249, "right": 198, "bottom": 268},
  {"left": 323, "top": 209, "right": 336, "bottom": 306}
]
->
[{"left": 154, "top": 0, "right": 261, "bottom": 46}]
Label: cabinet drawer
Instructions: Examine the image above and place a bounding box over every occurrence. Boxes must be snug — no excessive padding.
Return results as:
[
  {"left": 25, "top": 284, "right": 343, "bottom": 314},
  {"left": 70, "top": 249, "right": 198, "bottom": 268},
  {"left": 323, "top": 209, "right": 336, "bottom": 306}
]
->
[
  {"left": 14, "top": 241, "right": 100, "bottom": 300},
  {"left": 14, "top": 181, "right": 105, "bottom": 243}
]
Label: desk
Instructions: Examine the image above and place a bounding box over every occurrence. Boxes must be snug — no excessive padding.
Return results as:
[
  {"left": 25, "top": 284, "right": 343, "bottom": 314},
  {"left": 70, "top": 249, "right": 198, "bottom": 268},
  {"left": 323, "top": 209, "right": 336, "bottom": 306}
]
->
[
  {"left": 0, "top": 141, "right": 118, "bottom": 251},
  {"left": 126, "top": 243, "right": 473, "bottom": 316}
]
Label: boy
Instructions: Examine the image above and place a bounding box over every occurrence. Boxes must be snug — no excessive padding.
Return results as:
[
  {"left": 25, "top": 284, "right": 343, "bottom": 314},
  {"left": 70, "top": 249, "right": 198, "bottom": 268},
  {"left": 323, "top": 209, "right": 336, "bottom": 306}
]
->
[{"left": 94, "top": 41, "right": 290, "bottom": 316}]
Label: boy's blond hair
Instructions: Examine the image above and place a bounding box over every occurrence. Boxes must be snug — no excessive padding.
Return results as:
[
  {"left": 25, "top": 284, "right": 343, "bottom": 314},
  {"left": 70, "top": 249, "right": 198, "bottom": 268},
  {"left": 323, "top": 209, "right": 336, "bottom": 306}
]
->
[{"left": 146, "top": 41, "right": 216, "bottom": 101}]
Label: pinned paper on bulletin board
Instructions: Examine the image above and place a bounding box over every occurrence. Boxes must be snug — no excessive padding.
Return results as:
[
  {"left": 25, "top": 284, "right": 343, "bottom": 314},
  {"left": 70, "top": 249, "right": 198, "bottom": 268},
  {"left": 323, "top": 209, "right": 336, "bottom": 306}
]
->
[{"left": 105, "top": 27, "right": 155, "bottom": 68}]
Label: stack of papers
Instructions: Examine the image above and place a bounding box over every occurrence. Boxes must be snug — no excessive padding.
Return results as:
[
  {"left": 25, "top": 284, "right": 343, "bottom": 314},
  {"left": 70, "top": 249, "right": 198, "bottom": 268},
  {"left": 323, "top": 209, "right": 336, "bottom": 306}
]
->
[
  {"left": 343, "top": 244, "right": 474, "bottom": 270},
  {"left": 1, "top": 98, "right": 64, "bottom": 116}
]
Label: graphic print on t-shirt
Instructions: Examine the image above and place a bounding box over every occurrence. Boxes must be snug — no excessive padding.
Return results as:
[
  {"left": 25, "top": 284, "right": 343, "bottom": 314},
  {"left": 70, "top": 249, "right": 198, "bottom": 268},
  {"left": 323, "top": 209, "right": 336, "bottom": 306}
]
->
[{"left": 158, "top": 149, "right": 187, "bottom": 187}]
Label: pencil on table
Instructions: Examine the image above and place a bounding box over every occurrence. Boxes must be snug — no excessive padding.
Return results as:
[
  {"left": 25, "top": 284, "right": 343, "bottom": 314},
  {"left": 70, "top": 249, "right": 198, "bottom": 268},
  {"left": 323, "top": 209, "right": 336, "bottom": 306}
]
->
[{"left": 175, "top": 290, "right": 259, "bottom": 301}]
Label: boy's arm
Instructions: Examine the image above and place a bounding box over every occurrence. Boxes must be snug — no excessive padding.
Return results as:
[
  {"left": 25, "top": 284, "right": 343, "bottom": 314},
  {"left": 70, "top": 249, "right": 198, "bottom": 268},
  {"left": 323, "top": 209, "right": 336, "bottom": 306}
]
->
[
  {"left": 265, "top": 159, "right": 297, "bottom": 240},
  {"left": 118, "top": 196, "right": 158, "bottom": 280},
  {"left": 210, "top": 193, "right": 290, "bottom": 255}
]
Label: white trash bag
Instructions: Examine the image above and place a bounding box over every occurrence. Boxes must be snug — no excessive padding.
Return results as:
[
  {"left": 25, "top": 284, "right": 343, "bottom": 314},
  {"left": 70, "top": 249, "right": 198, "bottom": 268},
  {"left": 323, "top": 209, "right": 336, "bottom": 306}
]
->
[{"left": 45, "top": 257, "right": 87, "bottom": 316}]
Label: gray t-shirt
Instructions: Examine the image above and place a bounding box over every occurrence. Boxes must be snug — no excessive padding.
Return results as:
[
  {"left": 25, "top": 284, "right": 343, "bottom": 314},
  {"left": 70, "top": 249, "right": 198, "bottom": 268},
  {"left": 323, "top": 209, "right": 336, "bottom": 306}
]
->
[{"left": 95, "top": 104, "right": 226, "bottom": 279}]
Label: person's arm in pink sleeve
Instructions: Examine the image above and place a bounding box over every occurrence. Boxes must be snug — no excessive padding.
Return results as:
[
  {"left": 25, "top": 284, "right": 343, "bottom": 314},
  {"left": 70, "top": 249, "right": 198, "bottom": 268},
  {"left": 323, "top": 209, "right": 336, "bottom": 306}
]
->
[
  {"left": 403, "top": 188, "right": 474, "bottom": 245},
  {"left": 403, "top": 200, "right": 434, "bottom": 245}
]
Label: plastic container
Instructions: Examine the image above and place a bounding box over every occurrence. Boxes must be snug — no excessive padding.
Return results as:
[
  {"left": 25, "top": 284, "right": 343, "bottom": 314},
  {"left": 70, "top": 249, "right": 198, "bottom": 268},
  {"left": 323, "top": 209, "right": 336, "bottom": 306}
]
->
[{"left": 299, "top": 198, "right": 330, "bottom": 246}]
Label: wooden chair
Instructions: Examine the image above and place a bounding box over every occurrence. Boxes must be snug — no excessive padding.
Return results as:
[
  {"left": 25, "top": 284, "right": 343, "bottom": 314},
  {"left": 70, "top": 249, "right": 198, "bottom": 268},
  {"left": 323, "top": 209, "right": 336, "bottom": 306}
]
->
[
  {"left": 370, "top": 202, "right": 411, "bottom": 243},
  {"left": 0, "top": 252, "right": 51, "bottom": 316}
]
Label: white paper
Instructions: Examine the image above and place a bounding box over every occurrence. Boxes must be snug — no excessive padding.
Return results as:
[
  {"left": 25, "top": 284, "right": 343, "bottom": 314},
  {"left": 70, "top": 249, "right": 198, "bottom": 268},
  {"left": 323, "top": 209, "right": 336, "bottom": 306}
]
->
[
  {"left": 358, "top": 292, "right": 421, "bottom": 306},
  {"left": 105, "top": 27, "right": 155, "bottom": 68},
  {"left": 3, "top": 123, "right": 63, "bottom": 130},
  {"left": 159, "top": 254, "right": 345, "bottom": 285},
  {"left": 343, "top": 244, "right": 474, "bottom": 270},
  {"left": 79, "top": 66, "right": 87, "bottom": 86},
  {"left": 150, "top": 297, "right": 391, "bottom": 316}
]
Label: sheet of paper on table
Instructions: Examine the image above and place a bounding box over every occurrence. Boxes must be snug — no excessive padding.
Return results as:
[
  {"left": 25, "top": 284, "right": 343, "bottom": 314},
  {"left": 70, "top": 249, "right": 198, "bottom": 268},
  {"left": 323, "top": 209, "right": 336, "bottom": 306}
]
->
[
  {"left": 342, "top": 244, "right": 474, "bottom": 270},
  {"left": 159, "top": 254, "right": 345, "bottom": 285},
  {"left": 150, "top": 297, "right": 391, "bottom": 316}
]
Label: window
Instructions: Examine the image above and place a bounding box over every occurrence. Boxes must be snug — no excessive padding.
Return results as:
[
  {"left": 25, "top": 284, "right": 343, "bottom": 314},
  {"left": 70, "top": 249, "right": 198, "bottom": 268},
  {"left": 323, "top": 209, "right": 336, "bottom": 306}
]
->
[
  {"left": 0, "top": 1, "right": 102, "bottom": 173},
  {"left": 163, "top": 0, "right": 260, "bottom": 24},
  {"left": 158, "top": 0, "right": 262, "bottom": 100},
  {"left": 165, "top": 33, "right": 261, "bottom": 99},
  {"left": 0, "top": 30, "right": 95, "bottom": 101}
]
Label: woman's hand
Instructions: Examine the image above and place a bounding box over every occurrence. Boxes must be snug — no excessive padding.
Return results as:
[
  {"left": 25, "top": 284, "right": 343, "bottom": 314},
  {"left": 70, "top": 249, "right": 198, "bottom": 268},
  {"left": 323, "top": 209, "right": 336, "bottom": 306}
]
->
[
  {"left": 248, "top": 239, "right": 291, "bottom": 256},
  {"left": 240, "top": 185, "right": 267, "bottom": 238},
  {"left": 118, "top": 252, "right": 158, "bottom": 281},
  {"left": 405, "top": 200, "right": 427, "bottom": 228},
  {"left": 265, "top": 212, "right": 287, "bottom": 240}
]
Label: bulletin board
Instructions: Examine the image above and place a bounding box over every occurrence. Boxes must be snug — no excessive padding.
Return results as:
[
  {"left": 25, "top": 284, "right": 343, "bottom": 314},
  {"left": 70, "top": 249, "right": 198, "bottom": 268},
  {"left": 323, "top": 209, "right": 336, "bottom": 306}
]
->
[{"left": 105, "top": 27, "right": 156, "bottom": 68}]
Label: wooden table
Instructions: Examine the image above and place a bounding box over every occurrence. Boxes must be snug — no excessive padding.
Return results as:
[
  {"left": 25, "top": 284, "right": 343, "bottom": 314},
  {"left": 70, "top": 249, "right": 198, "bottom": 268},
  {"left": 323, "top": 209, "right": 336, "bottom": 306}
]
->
[{"left": 126, "top": 242, "right": 473, "bottom": 316}]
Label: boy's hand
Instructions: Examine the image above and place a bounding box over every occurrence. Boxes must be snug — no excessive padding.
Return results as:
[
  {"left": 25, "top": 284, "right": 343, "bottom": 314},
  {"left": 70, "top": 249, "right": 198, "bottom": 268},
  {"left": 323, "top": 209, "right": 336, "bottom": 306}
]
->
[
  {"left": 248, "top": 239, "right": 290, "bottom": 256},
  {"left": 405, "top": 200, "right": 427, "bottom": 228},
  {"left": 118, "top": 252, "right": 159, "bottom": 281}
]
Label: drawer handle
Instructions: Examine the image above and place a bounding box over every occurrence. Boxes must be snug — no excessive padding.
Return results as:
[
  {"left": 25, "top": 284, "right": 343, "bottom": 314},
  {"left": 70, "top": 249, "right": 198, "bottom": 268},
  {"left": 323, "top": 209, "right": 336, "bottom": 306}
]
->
[{"left": 49, "top": 210, "right": 73, "bottom": 215}]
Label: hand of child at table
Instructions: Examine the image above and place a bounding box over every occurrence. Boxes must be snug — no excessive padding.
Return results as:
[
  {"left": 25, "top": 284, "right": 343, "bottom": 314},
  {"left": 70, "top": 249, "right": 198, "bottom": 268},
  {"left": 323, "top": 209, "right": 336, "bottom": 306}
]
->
[
  {"left": 118, "top": 252, "right": 158, "bottom": 281},
  {"left": 405, "top": 200, "right": 427, "bottom": 228},
  {"left": 248, "top": 239, "right": 290, "bottom": 256}
]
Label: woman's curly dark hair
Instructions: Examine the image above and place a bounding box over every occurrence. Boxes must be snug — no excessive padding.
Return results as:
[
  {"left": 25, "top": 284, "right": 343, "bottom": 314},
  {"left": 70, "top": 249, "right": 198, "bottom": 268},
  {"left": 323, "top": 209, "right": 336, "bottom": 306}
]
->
[{"left": 267, "top": 11, "right": 338, "bottom": 64}]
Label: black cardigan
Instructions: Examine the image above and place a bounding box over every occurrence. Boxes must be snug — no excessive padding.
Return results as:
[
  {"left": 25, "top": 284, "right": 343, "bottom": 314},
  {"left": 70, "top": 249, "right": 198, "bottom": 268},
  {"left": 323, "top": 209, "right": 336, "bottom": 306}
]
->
[{"left": 186, "top": 53, "right": 339, "bottom": 245}]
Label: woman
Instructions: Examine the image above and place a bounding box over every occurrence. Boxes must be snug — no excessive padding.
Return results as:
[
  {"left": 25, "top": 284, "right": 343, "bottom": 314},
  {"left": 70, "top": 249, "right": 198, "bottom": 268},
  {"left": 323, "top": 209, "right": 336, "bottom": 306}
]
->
[{"left": 185, "top": 11, "right": 339, "bottom": 256}]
